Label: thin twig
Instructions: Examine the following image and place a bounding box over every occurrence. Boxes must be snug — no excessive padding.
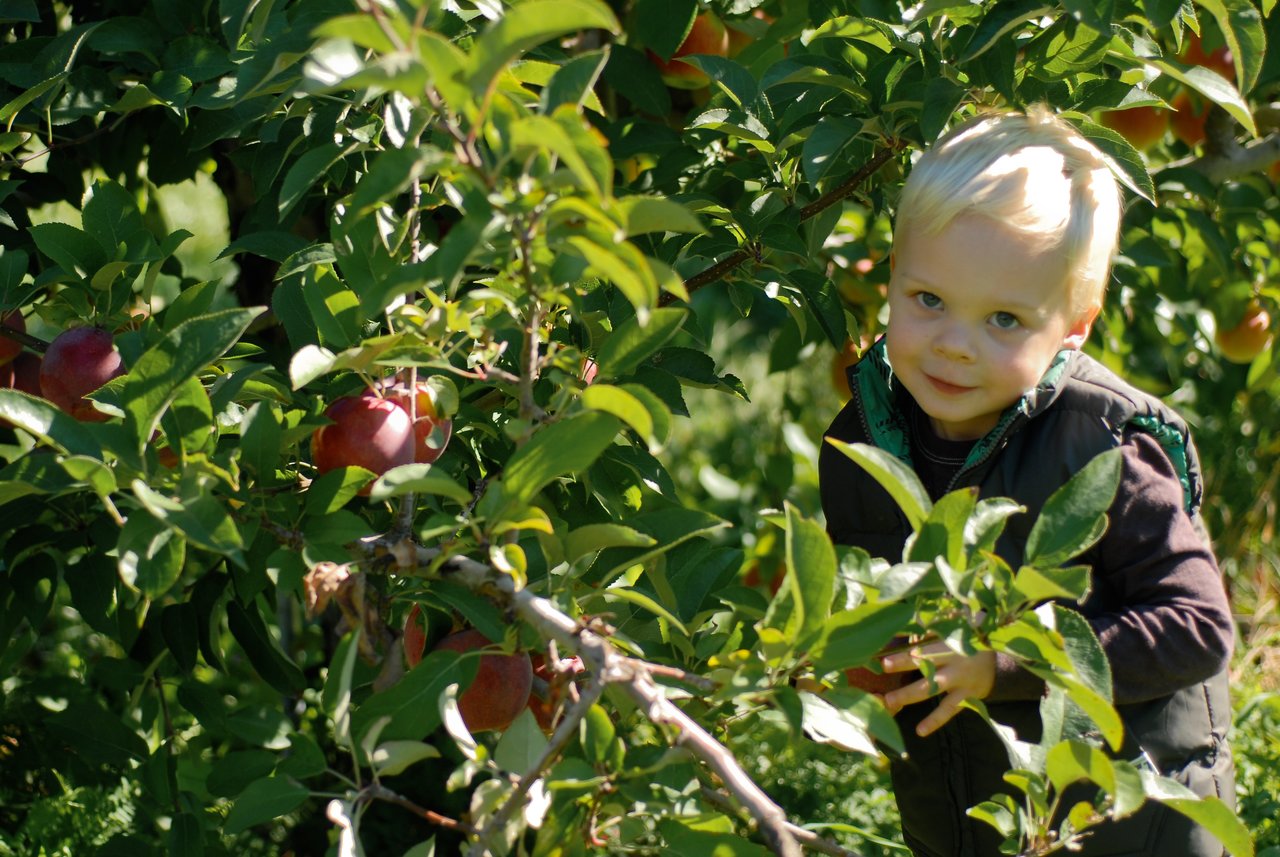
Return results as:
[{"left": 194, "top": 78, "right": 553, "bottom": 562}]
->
[
  {"left": 365, "top": 783, "right": 477, "bottom": 835},
  {"left": 625, "top": 658, "right": 718, "bottom": 693}
]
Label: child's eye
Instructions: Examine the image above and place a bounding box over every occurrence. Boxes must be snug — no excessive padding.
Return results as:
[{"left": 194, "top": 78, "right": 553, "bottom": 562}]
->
[
  {"left": 917, "top": 292, "right": 942, "bottom": 309},
  {"left": 990, "top": 311, "right": 1020, "bottom": 330}
]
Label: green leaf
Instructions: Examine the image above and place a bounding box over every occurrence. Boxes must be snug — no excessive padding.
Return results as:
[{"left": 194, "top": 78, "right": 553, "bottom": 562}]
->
[
  {"left": 0, "top": 390, "right": 103, "bottom": 458},
  {"left": 1073, "top": 118, "right": 1157, "bottom": 203},
  {"left": 28, "top": 221, "right": 107, "bottom": 275},
  {"left": 120, "top": 307, "right": 265, "bottom": 447},
  {"left": 1010, "top": 564, "right": 1091, "bottom": 604},
  {"left": 564, "top": 523, "right": 656, "bottom": 564},
  {"left": 1024, "top": 448, "right": 1121, "bottom": 568},
  {"left": 278, "top": 143, "right": 351, "bottom": 220},
  {"left": 223, "top": 776, "right": 310, "bottom": 835},
  {"left": 578, "top": 704, "right": 615, "bottom": 767},
  {"left": 81, "top": 179, "right": 146, "bottom": 257},
  {"left": 909, "top": 487, "right": 977, "bottom": 574},
  {"left": 586, "top": 507, "right": 729, "bottom": 587},
  {"left": 1145, "top": 780, "right": 1255, "bottom": 857},
  {"left": 581, "top": 384, "right": 656, "bottom": 448},
  {"left": 0, "top": 72, "right": 68, "bottom": 129},
  {"left": 959, "top": 0, "right": 1052, "bottom": 62},
  {"left": 1045, "top": 739, "right": 1116, "bottom": 794},
  {"left": 1196, "top": 0, "right": 1266, "bottom": 94},
  {"left": 305, "top": 467, "right": 375, "bottom": 514},
  {"left": 325, "top": 632, "right": 362, "bottom": 749},
  {"left": 1149, "top": 60, "right": 1257, "bottom": 135},
  {"left": 466, "top": 0, "right": 620, "bottom": 93},
  {"left": 822, "top": 687, "right": 905, "bottom": 757},
  {"left": 594, "top": 586, "right": 689, "bottom": 635},
  {"left": 370, "top": 740, "right": 442, "bottom": 777},
  {"left": 226, "top": 600, "right": 306, "bottom": 695},
  {"left": 540, "top": 48, "right": 609, "bottom": 115},
  {"left": 613, "top": 196, "right": 705, "bottom": 237},
  {"left": 762, "top": 502, "right": 837, "bottom": 652},
  {"left": 595, "top": 306, "right": 687, "bottom": 378},
  {"left": 568, "top": 236, "right": 658, "bottom": 316},
  {"left": 811, "top": 601, "right": 914, "bottom": 676},
  {"left": 656, "top": 819, "right": 773, "bottom": 856},
  {"left": 798, "top": 690, "right": 879, "bottom": 756},
  {"left": 369, "top": 464, "right": 472, "bottom": 505},
  {"left": 351, "top": 649, "right": 466, "bottom": 744},
  {"left": 826, "top": 440, "right": 931, "bottom": 530},
  {"left": 501, "top": 411, "right": 620, "bottom": 504},
  {"left": 118, "top": 512, "right": 186, "bottom": 598},
  {"left": 239, "top": 401, "right": 282, "bottom": 479},
  {"left": 131, "top": 480, "right": 246, "bottom": 567}
]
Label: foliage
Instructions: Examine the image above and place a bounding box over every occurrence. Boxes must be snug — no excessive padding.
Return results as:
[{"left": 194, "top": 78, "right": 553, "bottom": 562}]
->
[{"left": 0, "top": 0, "right": 1276, "bottom": 855}]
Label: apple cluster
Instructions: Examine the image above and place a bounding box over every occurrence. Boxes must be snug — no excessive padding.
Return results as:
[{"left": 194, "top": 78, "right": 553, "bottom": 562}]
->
[
  {"left": 311, "top": 380, "right": 454, "bottom": 492},
  {"left": 1097, "top": 34, "right": 1236, "bottom": 152}
]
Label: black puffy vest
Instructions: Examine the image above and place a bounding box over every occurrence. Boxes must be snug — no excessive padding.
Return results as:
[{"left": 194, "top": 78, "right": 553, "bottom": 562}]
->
[{"left": 819, "top": 341, "right": 1234, "bottom": 857}]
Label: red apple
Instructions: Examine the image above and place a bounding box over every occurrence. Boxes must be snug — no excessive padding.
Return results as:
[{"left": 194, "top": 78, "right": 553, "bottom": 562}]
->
[
  {"left": 1098, "top": 105, "right": 1168, "bottom": 152},
  {"left": 1216, "top": 302, "right": 1273, "bottom": 364},
  {"left": 311, "top": 395, "right": 414, "bottom": 491},
  {"left": 403, "top": 603, "right": 428, "bottom": 668},
  {"left": 1, "top": 352, "right": 40, "bottom": 395},
  {"left": 431, "top": 629, "right": 533, "bottom": 734},
  {"left": 0, "top": 311, "right": 25, "bottom": 366},
  {"left": 527, "top": 651, "right": 585, "bottom": 733},
  {"left": 647, "top": 11, "right": 730, "bottom": 89},
  {"left": 1179, "top": 33, "right": 1234, "bottom": 81},
  {"left": 39, "top": 327, "right": 126, "bottom": 422},
  {"left": 844, "top": 665, "right": 909, "bottom": 696},
  {"left": 383, "top": 382, "right": 453, "bottom": 465}
]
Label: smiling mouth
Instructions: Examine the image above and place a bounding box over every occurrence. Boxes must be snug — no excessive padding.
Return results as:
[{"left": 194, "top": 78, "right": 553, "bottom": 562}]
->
[{"left": 925, "top": 374, "right": 975, "bottom": 395}]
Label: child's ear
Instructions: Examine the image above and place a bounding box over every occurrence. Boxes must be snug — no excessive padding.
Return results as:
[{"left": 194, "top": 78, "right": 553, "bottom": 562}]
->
[{"left": 1062, "top": 304, "right": 1100, "bottom": 351}]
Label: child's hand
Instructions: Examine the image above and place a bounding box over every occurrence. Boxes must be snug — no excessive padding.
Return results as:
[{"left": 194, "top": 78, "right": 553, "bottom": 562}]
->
[{"left": 879, "top": 643, "right": 996, "bottom": 737}]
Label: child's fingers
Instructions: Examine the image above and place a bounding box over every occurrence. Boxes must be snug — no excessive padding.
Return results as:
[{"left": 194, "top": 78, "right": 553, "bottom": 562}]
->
[
  {"left": 915, "top": 690, "right": 966, "bottom": 737},
  {"left": 883, "top": 669, "right": 951, "bottom": 713}
]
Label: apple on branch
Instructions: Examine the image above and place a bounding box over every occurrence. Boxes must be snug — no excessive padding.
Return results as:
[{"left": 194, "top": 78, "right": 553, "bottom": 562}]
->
[
  {"left": 39, "top": 327, "right": 126, "bottom": 422},
  {"left": 407, "top": 624, "right": 533, "bottom": 734},
  {"left": 1216, "top": 301, "right": 1273, "bottom": 364},
  {"left": 311, "top": 395, "right": 415, "bottom": 493}
]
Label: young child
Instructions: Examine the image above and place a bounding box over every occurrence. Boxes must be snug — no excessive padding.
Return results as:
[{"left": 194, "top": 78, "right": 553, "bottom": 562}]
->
[{"left": 818, "top": 107, "right": 1236, "bottom": 857}]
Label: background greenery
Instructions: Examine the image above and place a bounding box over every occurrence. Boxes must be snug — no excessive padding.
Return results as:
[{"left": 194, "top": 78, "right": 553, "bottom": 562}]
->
[{"left": 0, "top": 0, "right": 1277, "bottom": 855}]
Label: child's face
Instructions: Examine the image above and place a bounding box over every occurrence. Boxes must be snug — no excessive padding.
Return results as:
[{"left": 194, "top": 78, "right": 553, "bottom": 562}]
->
[{"left": 886, "top": 214, "right": 1096, "bottom": 441}]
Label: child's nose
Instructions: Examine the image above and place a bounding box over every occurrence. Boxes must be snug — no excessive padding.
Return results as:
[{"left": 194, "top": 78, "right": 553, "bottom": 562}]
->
[{"left": 933, "top": 323, "right": 976, "bottom": 362}]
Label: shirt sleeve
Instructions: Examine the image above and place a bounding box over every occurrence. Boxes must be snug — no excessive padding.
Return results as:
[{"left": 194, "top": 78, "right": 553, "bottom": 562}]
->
[{"left": 987, "top": 432, "right": 1235, "bottom": 704}]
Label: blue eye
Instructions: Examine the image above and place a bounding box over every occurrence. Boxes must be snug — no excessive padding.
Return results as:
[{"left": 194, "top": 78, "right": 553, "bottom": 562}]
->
[
  {"left": 917, "top": 292, "right": 942, "bottom": 309},
  {"left": 991, "top": 311, "right": 1020, "bottom": 330}
]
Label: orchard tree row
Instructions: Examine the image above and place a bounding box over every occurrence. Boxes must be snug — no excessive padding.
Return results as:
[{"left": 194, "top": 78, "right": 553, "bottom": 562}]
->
[{"left": 0, "top": 0, "right": 1275, "bottom": 855}]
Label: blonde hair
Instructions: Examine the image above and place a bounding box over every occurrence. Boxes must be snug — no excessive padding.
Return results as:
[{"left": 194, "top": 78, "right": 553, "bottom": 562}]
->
[{"left": 895, "top": 106, "right": 1122, "bottom": 315}]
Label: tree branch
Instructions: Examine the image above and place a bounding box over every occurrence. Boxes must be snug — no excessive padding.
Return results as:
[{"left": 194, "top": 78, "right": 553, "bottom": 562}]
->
[
  {"left": 659, "top": 144, "right": 901, "bottom": 307},
  {"left": 1157, "top": 106, "right": 1280, "bottom": 184},
  {"left": 377, "top": 542, "right": 804, "bottom": 857}
]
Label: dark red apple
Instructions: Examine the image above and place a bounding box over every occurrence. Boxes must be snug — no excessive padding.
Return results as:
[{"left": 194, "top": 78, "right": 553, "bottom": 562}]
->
[
  {"left": 647, "top": 11, "right": 730, "bottom": 89},
  {"left": 311, "top": 395, "right": 414, "bottom": 491},
  {"left": 39, "top": 327, "right": 126, "bottom": 422},
  {"left": 431, "top": 629, "right": 533, "bottom": 734}
]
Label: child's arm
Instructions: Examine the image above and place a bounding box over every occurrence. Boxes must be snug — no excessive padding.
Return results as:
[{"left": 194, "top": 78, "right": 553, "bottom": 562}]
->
[{"left": 874, "top": 432, "right": 1233, "bottom": 736}]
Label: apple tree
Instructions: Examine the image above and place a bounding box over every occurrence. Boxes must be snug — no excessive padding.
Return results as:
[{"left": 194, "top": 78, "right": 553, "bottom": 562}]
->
[{"left": 0, "top": 0, "right": 1274, "bottom": 855}]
